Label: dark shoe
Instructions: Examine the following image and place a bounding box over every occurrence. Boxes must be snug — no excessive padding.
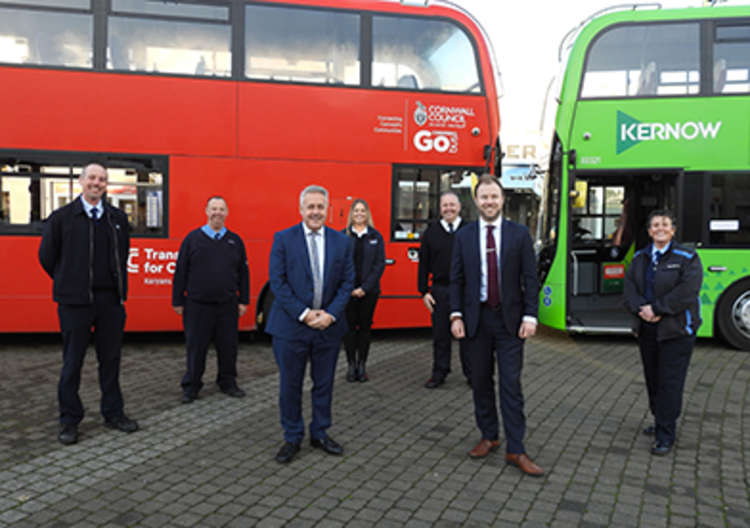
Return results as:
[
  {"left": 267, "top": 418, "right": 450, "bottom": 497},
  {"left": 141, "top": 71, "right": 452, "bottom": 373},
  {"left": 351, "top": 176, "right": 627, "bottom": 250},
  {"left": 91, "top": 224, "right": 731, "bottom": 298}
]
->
[
  {"left": 104, "top": 415, "right": 138, "bottom": 433},
  {"left": 643, "top": 425, "right": 656, "bottom": 436},
  {"left": 310, "top": 436, "right": 343, "bottom": 456},
  {"left": 651, "top": 441, "right": 673, "bottom": 456},
  {"left": 221, "top": 386, "right": 246, "bottom": 398},
  {"left": 58, "top": 424, "right": 78, "bottom": 445},
  {"left": 468, "top": 438, "right": 499, "bottom": 458},
  {"left": 505, "top": 453, "right": 544, "bottom": 476},
  {"left": 182, "top": 392, "right": 197, "bottom": 404},
  {"left": 357, "top": 363, "right": 369, "bottom": 382},
  {"left": 275, "top": 441, "right": 300, "bottom": 464},
  {"left": 424, "top": 377, "right": 445, "bottom": 389},
  {"left": 346, "top": 363, "right": 357, "bottom": 383}
]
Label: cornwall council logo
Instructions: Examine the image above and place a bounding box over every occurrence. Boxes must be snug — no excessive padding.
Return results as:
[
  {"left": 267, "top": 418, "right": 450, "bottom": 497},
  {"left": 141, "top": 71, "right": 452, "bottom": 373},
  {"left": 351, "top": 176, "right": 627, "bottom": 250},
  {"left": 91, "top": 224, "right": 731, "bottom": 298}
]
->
[{"left": 414, "top": 101, "right": 427, "bottom": 127}]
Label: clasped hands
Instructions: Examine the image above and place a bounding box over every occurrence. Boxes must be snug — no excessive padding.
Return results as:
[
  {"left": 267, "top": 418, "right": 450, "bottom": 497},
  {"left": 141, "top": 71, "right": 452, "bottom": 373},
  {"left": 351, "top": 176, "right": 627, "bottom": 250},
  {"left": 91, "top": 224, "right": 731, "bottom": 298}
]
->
[
  {"left": 638, "top": 304, "right": 661, "bottom": 323},
  {"left": 304, "top": 309, "right": 334, "bottom": 330}
]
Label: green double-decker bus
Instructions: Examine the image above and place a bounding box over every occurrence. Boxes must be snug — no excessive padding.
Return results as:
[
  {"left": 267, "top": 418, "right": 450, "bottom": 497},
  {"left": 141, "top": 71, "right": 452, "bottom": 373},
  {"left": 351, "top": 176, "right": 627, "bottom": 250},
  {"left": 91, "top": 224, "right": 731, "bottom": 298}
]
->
[{"left": 537, "top": 4, "right": 750, "bottom": 350}]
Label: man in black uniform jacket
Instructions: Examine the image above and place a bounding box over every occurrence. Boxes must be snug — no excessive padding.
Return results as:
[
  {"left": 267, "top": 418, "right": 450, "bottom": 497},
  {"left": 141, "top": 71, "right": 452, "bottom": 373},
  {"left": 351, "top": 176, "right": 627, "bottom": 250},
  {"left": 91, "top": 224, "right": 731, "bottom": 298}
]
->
[
  {"left": 418, "top": 191, "right": 471, "bottom": 388},
  {"left": 39, "top": 163, "right": 138, "bottom": 445},
  {"left": 172, "top": 196, "right": 250, "bottom": 403}
]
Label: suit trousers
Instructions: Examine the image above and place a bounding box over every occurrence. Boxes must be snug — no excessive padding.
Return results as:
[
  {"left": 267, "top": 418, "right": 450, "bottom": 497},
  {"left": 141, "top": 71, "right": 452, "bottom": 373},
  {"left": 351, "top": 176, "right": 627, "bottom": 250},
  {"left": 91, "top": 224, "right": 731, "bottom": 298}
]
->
[
  {"left": 273, "top": 333, "right": 340, "bottom": 443},
  {"left": 343, "top": 292, "right": 379, "bottom": 361},
  {"left": 181, "top": 299, "right": 239, "bottom": 395},
  {"left": 57, "top": 290, "right": 126, "bottom": 425},
  {"left": 431, "top": 284, "right": 471, "bottom": 380},
  {"left": 638, "top": 323, "right": 695, "bottom": 445},
  {"left": 468, "top": 303, "right": 526, "bottom": 454}
]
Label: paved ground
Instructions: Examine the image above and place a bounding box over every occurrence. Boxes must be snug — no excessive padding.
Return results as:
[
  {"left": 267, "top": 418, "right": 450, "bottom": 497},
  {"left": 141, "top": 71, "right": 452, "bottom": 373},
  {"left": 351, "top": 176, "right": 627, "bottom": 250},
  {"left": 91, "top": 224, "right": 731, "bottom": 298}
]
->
[{"left": 0, "top": 328, "right": 748, "bottom": 528}]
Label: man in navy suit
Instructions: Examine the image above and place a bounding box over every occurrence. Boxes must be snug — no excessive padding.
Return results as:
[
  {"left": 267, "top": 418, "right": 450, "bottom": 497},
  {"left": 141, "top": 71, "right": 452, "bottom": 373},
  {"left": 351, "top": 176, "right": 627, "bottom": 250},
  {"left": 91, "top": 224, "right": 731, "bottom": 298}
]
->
[
  {"left": 266, "top": 185, "right": 354, "bottom": 464},
  {"left": 450, "top": 175, "right": 543, "bottom": 476}
]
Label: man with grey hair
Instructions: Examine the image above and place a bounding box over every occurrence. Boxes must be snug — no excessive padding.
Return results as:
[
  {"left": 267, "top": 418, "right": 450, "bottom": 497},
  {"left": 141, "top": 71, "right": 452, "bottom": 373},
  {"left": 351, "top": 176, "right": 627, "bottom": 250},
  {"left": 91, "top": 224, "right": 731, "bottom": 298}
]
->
[
  {"left": 39, "top": 163, "right": 138, "bottom": 445},
  {"left": 266, "top": 185, "right": 354, "bottom": 464}
]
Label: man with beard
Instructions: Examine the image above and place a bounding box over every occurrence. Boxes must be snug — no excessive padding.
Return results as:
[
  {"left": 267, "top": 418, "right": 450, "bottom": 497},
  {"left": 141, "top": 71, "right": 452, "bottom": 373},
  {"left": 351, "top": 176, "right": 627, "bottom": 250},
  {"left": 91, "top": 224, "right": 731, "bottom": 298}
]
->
[
  {"left": 449, "top": 175, "right": 543, "bottom": 476},
  {"left": 266, "top": 185, "right": 354, "bottom": 464},
  {"left": 172, "top": 196, "right": 249, "bottom": 403}
]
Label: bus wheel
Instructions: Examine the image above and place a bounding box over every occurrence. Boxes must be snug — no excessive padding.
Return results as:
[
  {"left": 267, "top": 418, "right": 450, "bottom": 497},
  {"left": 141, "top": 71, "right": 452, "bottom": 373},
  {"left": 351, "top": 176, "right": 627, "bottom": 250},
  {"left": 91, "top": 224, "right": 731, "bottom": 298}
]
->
[{"left": 717, "top": 280, "right": 750, "bottom": 351}]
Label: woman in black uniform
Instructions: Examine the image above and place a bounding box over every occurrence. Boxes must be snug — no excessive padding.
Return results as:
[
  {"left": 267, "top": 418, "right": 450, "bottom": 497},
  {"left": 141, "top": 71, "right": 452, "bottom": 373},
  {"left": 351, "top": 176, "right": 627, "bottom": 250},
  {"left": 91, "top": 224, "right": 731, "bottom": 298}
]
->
[
  {"left": 624, "top": 209, "right": 702, "bottom": 455},
  {"left": 342, "top": 199, "right": 385, "bottom": 382}
]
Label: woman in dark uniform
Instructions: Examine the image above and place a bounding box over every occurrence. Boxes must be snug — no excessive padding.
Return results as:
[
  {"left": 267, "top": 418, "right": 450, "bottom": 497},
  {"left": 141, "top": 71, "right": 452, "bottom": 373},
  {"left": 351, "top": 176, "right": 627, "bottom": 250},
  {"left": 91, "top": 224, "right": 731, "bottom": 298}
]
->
[
  {"left": 342, "top": 199, "right": 385, "bottom": 382},
  {"left": 624, "top": 209, "right": 702, "bottom": 455}
]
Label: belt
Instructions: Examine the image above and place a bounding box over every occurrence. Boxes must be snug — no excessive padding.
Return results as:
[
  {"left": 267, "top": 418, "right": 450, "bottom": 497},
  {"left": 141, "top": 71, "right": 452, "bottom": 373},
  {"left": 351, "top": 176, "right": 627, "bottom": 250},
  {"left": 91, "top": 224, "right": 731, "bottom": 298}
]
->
[{"left": 480, "top": 301, "right": 502, "bottom": 312}]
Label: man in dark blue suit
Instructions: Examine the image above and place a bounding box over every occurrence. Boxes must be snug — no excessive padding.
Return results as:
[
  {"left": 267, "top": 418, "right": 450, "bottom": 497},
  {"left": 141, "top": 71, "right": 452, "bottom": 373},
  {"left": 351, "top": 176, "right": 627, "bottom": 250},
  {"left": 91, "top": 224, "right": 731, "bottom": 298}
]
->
[
  {"left": 266, "top": 185, "right": 354, "bottom": 464},
  {"left": 450, "top": 175, "right": 543, "bottom": 476}
]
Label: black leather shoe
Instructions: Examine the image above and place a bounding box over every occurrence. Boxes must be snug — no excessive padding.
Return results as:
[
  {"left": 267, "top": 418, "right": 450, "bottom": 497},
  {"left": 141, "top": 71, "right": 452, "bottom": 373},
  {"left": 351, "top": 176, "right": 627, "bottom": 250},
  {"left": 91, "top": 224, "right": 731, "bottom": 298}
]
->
[
  {"left": 104, "top": 415, "right": 138, "bottom": 433},
  {"left": 356, "top": 363, "right": 369, "bottom": 382},
  {"left": 221, "top": 386, "right": 246, "bottom": 398},
  {"left": 275, "top": 441, "right": 300, "bottom": 463},
  {"left": 182, "top": 392, "right": 197, "bottom": 404},
  {"left": 310, "top": 436, "right": 343, "bottom": 456},
  {"left": 58, "top": 424, "right": 78, "bottom": 445},
  {"left": 651, "top": 441, "right": 673, "bottom": 456},
  {"left": 424, "top": 377, "right": 445, "bottom": 389},
  {"left": 346, "top": 363, "right": 357, "bottom": 383},
  {"left": 643, "top": 425, "right": 656, "bottom": 436}
]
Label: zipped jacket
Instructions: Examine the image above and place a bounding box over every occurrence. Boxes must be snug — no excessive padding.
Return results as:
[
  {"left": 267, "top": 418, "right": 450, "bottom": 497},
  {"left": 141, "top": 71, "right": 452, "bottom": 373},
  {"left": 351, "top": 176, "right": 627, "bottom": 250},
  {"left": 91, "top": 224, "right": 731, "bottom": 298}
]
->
[
  {"left": 39, "top": 196, "right": 130, "bottom": 305},
  {"left": 624, "top": 242, "right": 702, "bottom": 341}
]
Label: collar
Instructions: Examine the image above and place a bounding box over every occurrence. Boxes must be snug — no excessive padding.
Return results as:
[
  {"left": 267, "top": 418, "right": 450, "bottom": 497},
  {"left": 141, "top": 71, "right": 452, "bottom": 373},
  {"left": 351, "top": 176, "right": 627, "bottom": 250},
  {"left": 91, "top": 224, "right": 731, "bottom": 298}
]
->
[
  {"left": 80, "top": 195, "right": 102, "bottom": 217},
  {"left": 440, "top": 217, "right": 462, "bottom": 233},
  {"left": 202, "top": 224, "right": 227, "bottom": 239},
  {"left": 651, "top": 241, "right": 671, "bottom": 260},
  {"left": 479, "top": 216, "right": 502, "bottom": 232},
  {"left": 351, "top": 225, "right": 368, "bottom": 238},
  {"left": 302, "top": 222, "right": 325, "bottom": 238}
]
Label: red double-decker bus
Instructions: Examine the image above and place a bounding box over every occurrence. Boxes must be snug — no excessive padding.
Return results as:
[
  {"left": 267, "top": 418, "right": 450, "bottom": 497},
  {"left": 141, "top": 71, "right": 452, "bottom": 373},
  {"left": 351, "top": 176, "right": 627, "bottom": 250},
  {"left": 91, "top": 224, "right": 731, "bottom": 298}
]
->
[{"left": 0, "top": 0, "right": 501, "bottom": 332}]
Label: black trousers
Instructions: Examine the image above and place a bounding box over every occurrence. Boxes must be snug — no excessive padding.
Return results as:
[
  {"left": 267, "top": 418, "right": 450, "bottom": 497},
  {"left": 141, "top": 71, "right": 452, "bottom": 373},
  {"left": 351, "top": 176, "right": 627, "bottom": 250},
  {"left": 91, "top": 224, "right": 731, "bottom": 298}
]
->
[
  {"left": 468, "top": 303, "right": 526, "bottom": 454},
  {"left": 430, "top": 284, "right": 471, "bottom": 380},
  {"left": 182, "top": 299, "right": 239, "bottom": 395},
  {"left": 343, "top": 292, "right": 379, "bottom": 362},
  {"left": 57, "top": 290, "right": 126, "bottom": 426},
  {"left": 638, "top": 323, "right": 695, "bottom": 445}
]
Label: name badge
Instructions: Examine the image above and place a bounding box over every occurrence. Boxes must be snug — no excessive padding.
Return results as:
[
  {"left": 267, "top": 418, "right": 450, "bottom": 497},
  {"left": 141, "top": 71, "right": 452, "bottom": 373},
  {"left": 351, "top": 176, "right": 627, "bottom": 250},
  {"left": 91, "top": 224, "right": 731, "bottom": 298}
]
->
[
  {"left": 665, "top": 263, "right": 680, "bottom": 270},
  {"left": 369, "top": 239, "right": 378, "bottom": 245}
]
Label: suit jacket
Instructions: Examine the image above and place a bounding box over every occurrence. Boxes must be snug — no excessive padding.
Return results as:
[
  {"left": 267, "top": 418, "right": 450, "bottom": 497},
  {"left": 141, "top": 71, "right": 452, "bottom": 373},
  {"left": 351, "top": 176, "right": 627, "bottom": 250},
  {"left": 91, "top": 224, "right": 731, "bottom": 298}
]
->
[
  {"left": 266, "top": 223, "right": 354, "bottom": 341},
  {"left": 342, "top": 226, "right": 385, "bottom": 295},
  {"left": 450, "top": 219, "right": 539, "bottom": 338}
]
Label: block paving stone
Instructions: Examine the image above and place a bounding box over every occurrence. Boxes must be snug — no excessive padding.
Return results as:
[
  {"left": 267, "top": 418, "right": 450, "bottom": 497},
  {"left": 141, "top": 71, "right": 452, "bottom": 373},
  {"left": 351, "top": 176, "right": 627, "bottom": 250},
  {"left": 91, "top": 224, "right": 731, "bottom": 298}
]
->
[{"left": 0, "top": 330, "right": 748, "bottom": 526}]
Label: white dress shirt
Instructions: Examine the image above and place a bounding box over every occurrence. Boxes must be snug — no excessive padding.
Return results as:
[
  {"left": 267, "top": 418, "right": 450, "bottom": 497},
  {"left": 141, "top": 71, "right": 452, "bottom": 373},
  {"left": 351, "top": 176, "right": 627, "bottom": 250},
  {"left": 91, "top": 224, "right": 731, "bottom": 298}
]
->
[
  {"left": 440, "top": 217, "right": 462, "bottom": 233},
  {"left": 478, "top": 216, "right": 502, "bottom": 303},
  {"left": 299, "top": 223, "right": 327, "bottom": 321}
]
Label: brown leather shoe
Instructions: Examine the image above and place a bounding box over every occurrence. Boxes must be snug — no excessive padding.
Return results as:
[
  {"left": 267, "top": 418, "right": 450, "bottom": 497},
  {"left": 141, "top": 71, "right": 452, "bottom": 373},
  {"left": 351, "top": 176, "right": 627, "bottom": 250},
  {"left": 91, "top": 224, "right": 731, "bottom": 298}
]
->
[
  {"left": 505, "top": 453, "right": 544, "bottom": 477},
  {"left": 468, "top": 439, "right": 500, "bottom": 458}
]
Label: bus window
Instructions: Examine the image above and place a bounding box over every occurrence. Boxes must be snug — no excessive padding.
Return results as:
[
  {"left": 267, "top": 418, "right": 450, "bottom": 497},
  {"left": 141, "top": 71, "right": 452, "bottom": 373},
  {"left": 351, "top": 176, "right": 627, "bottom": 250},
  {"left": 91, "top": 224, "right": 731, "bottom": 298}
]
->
[
  {"left": 0, "top": 153, "right": 167, "bottom": 237},
  {"left": 581, "top": 23, "right": 699, "bottom": 98},
  {"left": 108, "top": 1, "right": 231, "bottom": 76},
  {"left": 709, "top": 173, "right": 750, "bottom": 246},
  {"left": 571, "top": 184, "right": 624, "bottom": 243},
  {"left": 0, "top": 6, "right": 91, "bottom": 67},
  {"left": 714, "top": 24, "right": 750, "bottom": 94},
  {"left": 245, "top": 5, "right": 360, "bottom": 86},
  {"left": 391, "top": 166, "right": 479, "bottom": 241},
  {"left": 372, "top": 16, "right": 481, "bottom": 93}
]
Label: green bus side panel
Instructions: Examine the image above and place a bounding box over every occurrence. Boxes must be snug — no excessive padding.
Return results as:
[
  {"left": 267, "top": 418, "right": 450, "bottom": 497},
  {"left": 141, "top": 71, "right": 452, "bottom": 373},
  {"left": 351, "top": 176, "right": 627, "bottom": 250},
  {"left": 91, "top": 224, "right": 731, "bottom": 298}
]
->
[
  {"left": 695, "top": 249, "right": 750, "bottom": 338},
  {"left": 571, "top": 99, "right": 750, "bottom": 171}
]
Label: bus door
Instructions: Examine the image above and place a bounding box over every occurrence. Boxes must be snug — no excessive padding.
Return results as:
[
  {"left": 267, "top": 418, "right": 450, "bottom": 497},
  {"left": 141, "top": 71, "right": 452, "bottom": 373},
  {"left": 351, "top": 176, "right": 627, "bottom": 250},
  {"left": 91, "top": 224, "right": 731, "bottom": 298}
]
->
[{"left": 567, "top": 171, "right": 678, "bottom": 331}]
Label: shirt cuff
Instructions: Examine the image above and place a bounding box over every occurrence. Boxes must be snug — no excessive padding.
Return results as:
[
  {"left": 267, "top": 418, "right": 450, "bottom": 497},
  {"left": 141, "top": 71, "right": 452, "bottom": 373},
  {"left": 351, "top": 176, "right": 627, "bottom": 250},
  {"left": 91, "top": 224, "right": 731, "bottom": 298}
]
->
[
  {"left": 450, "top": 312, "right": 462, "bottom": 320},
  {"left": 299, "top": 308, "right": 310, "bottom": 322},
  {"left": 522, "top": 316, "right": 538, "bottom": 325}
]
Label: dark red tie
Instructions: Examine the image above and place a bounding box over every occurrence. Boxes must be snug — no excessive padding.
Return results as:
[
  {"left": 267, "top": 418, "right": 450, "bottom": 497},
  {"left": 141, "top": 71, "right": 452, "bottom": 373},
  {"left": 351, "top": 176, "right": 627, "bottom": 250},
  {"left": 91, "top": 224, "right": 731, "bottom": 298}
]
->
[{"left": 486, "top": 225, "right": 499, "bottom": 308}]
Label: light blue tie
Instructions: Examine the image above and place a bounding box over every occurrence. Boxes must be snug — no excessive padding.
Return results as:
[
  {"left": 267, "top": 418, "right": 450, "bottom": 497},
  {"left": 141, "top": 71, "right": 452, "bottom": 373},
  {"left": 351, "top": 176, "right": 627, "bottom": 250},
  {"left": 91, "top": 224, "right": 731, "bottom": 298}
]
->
[{"left": 309, "top": 231, "right": 323, "bottom": 309}]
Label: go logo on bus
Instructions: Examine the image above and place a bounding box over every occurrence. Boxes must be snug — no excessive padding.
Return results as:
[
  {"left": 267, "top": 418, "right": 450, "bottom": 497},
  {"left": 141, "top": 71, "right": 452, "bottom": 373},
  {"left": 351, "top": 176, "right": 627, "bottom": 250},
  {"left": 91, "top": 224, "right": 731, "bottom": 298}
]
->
[{"left": 413, "top": 130, "right": 458, "bottom": 154}]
